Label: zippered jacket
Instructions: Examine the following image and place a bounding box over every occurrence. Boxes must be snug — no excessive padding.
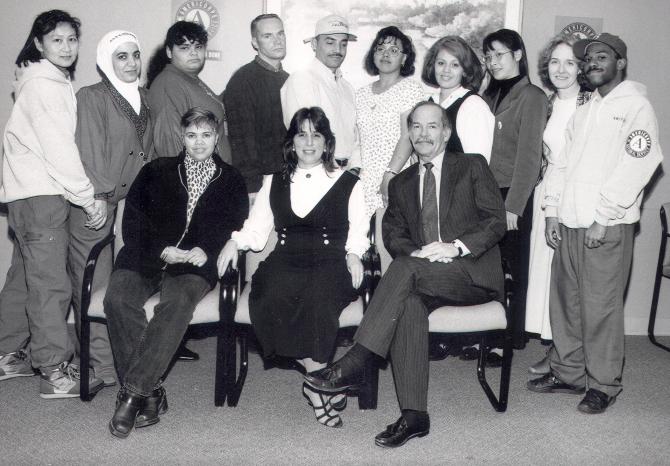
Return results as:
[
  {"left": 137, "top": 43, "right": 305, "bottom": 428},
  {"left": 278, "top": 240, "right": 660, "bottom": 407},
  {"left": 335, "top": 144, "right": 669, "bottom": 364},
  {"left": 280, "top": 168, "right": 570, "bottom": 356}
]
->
[
  {"left": 115, "top": 152, "right": 248, "bottom": 287},
  {"left": 544, "top": 80, "right": 662, "bottom": 227}
]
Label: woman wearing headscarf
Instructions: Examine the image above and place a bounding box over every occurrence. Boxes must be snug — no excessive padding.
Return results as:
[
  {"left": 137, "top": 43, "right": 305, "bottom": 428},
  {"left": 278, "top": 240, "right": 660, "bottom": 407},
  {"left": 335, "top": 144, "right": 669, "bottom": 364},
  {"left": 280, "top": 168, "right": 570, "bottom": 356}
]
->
[{"left": 68, "top": 30, "right": 154, "bottom": 387}]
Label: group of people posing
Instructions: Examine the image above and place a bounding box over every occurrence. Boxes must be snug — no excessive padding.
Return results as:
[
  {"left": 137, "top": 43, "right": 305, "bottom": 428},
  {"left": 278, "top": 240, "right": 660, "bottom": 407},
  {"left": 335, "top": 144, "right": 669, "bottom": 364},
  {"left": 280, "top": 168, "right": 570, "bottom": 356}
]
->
[{"left": 0, "top": 8, "right": 662, "bottom": 449}]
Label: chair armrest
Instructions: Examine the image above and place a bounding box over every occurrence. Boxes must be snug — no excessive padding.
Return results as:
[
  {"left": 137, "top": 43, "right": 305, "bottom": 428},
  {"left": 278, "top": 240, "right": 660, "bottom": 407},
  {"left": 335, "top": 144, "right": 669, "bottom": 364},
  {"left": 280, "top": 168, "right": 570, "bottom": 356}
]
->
[
  {"left": 360, "top": 213, "right": 382, "bottom": 309},
  {"left": 219, "top": 263, "right": 240, "bottom": 324},
  {"left": 502, "top": 260, "right": 514, "bottom": 326},
  {"left": 80, "top": 229, "right": 116, "bottom": 318}
]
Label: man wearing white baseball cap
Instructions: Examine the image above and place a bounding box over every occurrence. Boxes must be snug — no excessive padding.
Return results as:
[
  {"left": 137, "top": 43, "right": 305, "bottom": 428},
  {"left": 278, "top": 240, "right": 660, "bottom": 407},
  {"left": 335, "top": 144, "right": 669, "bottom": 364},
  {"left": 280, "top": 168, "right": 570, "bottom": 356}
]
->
[
  {"left": 528, "top": 32, "right": 663, "bottom": 414},
  {"left": 281, "top": 14, "right": 361, "bottom": 170}
]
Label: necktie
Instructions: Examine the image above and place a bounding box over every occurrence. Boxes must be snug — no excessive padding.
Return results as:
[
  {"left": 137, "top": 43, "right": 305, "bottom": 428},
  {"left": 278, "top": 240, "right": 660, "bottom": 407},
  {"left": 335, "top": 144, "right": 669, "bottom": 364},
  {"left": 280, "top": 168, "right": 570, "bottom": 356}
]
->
[{"left": 421, "top": 162, "right": 439, "bottom": 245}]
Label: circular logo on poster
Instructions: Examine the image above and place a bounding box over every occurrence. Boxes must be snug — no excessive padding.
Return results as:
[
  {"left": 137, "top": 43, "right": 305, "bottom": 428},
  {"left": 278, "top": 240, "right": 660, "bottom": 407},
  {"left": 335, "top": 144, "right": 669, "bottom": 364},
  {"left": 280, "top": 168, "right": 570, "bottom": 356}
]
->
[
  {"left": 561, "top": 22, "right": 597, "bottom": 40},
  {"left": 175, "top": 0, "right": 221, "bottom": 39}
]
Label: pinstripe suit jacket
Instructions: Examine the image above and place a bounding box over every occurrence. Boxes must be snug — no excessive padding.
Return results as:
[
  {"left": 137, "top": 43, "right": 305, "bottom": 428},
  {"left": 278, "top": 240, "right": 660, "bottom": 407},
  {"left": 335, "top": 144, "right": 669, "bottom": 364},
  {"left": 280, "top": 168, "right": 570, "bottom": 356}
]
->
[{"left": 382, "top": 152, "right": 507, "bottom": 301}]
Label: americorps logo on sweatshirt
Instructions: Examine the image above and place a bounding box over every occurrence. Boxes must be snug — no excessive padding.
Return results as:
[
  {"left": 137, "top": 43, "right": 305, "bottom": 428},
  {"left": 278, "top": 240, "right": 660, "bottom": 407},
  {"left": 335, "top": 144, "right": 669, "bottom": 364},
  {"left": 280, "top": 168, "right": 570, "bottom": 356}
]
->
[{"left": 626, "top": 130, "right": 652, "bottom": 158}]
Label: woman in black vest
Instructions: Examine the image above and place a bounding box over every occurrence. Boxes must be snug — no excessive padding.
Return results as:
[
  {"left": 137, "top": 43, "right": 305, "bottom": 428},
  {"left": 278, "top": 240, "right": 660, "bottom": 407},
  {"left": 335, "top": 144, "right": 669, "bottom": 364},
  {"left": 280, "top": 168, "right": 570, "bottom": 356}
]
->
[
  {"left": 218, "top": 107, "right": 368, "bottom": 429},
  {"left": 382, "top": 36, "right": 494, "bottom": 203}
]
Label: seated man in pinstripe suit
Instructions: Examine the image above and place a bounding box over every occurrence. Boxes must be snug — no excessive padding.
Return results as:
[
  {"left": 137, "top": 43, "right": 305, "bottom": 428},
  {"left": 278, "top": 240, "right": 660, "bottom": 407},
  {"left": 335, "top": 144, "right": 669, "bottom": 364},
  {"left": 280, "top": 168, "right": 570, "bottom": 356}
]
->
[{"left": 305, "top": 101, "right": 506, "bottom": 448}]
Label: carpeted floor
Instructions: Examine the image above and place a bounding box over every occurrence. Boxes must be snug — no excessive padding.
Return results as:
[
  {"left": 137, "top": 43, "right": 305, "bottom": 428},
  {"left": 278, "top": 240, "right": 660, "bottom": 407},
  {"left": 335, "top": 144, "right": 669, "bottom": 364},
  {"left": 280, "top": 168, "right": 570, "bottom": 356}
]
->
[{"left": 1, "top": 334, "right": 669, "bottom": 465}]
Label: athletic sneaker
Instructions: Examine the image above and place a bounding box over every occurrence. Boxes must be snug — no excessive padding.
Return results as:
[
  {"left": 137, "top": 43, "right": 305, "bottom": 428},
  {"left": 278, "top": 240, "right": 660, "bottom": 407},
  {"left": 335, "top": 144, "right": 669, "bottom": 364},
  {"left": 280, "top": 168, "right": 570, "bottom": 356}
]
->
[
  {"left": 39, "top": 362, "right": 104, "bottom": 399},
  {"left": 0, "top": 350, "right": 35, "bottom": 380}
]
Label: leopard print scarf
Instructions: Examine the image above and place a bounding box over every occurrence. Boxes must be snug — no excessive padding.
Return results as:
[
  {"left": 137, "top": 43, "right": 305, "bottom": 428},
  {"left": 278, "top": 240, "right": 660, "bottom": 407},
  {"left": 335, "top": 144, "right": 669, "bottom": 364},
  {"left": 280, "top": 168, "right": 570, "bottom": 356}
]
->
[{"left": 184, "top": 154, "right": 216, "bottom": 225}]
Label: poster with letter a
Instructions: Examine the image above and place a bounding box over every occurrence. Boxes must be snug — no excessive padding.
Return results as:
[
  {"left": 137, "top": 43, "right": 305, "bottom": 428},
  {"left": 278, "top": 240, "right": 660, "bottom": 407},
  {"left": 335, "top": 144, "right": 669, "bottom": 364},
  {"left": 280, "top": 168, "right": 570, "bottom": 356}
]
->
[{"left": 171, "top": 0, "right": 225, "bottom": 93}]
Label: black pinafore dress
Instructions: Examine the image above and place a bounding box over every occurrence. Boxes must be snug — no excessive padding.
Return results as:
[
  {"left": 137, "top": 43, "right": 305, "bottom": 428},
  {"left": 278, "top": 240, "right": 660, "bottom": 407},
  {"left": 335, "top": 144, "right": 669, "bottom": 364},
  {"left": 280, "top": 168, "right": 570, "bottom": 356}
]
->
[{"left": 249, "top": 170, "right": 360, "bottom": 363}]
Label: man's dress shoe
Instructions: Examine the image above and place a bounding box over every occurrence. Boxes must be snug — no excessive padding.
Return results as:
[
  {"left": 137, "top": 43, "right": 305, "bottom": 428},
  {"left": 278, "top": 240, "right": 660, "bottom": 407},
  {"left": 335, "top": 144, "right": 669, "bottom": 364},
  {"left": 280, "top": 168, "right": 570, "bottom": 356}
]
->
[
  {"left": 374, "top": 416, "right": 429, "bottom": 448},
  {"left": 303, "top": 362, "right": 364, "bottom": 393},
  {"left": 527, "top": 373, "right": 585, "bottom": 394},
  {"left": 577, "top": 389, "right": 616, "bottom": 414}
]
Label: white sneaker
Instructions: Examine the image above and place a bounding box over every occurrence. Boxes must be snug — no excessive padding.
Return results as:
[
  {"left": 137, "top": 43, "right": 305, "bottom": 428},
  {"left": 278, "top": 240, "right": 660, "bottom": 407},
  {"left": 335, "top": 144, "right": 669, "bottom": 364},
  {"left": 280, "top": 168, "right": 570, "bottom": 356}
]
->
[
  {"left": 39, "top": 362, "right": 104, "bottom": 399},
  {"left": 0, "top": 350, "right": 35, "bottom": 380}
]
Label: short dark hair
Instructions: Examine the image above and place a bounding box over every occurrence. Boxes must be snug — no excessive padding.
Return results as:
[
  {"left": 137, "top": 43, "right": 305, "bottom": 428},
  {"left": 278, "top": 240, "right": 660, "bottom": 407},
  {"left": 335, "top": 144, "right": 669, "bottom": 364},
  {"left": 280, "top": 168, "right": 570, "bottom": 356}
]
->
[
  {"left": 250, "top": 14, "right": 281, "bottom": 37},
  {"left": 180, "top": 107, "right": 219, "bottom": 131},
  {"left": 422, "top": 36, "right": 484, "bottom": 91},
  {"left": 165, "top": 21, "right": 208, "bottom": 50},
  {"left": 537, "top": 33, "right": 590, "bottom": 92},
  {"left": 283, "top": 107, "right": 337, "bottom": 177},
  {"left": 363, "top": 26, "right": 416, "bottom": 77},
  {"left": 16, "top": 10, "right": 81, "bottom": 72},
  {"left": 483, "top": 28, "right": 529, "bottom": 78},
  {"left": 406, "top": 101, "right": 451, "bottom": 130}
]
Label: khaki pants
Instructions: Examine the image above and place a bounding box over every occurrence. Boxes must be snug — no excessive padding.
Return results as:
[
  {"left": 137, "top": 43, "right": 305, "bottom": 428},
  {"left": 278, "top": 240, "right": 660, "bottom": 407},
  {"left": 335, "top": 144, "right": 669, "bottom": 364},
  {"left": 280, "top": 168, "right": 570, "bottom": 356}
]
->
[
  {"left": 0, "top": 195, "right": 73, "bottom": 368},
  {"left": 549, "top": 223, "right": 634, "bottom": 397}
]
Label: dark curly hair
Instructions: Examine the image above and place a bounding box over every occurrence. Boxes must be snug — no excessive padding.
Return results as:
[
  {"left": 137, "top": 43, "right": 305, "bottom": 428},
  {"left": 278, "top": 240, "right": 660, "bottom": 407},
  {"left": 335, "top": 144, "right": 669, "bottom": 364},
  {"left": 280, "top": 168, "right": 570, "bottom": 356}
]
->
[
  {"left": 282, "top": 107, "right": 337, "bottom": 177},
  {"left": 363, "top": 26, "right": 416, "bottom": 77},
  {"left": 15, "top": 10, "right": 81, "bottom": 75},
  {"left": 422, "top": 36, "right": 484, "bottom": 91}
]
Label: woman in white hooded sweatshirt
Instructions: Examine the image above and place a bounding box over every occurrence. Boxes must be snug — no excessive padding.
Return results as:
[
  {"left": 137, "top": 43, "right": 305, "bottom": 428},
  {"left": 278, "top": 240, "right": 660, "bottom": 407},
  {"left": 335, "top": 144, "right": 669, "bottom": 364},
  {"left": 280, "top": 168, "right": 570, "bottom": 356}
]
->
[
  {"left": 67, "top": 30, "right": 154, "bottom": 388},
  {"left": 0, "top": 10, "right": 104, "bottom": 399}
]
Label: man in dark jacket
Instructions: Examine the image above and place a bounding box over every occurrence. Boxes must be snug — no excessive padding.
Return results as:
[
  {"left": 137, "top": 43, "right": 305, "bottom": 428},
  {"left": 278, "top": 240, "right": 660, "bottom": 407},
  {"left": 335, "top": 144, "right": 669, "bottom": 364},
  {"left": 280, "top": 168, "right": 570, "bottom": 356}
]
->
[{"left": 103, "top": 108, "right": 248, "bottom": 438}]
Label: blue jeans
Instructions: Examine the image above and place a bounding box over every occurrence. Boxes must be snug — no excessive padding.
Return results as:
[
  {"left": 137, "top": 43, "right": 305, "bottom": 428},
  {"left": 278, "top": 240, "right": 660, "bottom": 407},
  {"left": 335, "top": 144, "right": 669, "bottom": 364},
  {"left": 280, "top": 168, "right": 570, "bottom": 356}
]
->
[{"left": 103, "top": 269, "right": 210, "bottom": 396}]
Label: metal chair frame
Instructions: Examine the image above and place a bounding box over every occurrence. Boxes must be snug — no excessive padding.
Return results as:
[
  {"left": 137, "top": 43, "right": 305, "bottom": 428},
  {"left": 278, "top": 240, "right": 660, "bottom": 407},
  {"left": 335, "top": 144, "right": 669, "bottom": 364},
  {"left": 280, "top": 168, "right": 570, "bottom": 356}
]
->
[{"left": 648, "top": 204, "right": 670, "bottom": 352}]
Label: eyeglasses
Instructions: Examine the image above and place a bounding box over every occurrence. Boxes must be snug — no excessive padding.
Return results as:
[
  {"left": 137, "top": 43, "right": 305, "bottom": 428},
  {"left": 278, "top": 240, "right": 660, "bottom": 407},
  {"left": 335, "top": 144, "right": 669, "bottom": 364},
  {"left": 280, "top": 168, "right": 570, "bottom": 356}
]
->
[
  {"left": 374, "top": 45, "right": 403, "bottom": 57},
  {"left": 483, "top": 50, "right": 513, "bottom": 64}
]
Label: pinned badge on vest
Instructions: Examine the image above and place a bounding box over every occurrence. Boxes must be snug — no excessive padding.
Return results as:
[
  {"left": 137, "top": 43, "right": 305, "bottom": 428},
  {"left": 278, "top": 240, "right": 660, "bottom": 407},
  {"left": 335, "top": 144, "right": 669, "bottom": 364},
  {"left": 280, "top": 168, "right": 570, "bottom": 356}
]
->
[
  {"left": 626, "top": 130, "right": 652, "bottom": 158},
  {"left": 497, "top": 121, "right": 502, "bottom": 130}
]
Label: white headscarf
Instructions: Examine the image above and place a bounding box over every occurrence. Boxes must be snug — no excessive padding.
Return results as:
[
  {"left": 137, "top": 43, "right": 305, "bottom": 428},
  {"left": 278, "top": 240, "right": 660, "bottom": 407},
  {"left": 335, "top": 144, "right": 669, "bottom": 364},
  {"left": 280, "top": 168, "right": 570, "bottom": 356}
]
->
[{"left": 96, "top": 30, "right": 141, "bottom": 113}]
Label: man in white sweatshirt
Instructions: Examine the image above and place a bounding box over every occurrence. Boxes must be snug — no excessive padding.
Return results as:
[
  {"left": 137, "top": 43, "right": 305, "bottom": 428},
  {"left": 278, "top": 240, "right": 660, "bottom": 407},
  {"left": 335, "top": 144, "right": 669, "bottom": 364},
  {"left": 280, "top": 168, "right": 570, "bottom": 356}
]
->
[{"left": 527, "top": 33, "right": 662, "bottom": 414}]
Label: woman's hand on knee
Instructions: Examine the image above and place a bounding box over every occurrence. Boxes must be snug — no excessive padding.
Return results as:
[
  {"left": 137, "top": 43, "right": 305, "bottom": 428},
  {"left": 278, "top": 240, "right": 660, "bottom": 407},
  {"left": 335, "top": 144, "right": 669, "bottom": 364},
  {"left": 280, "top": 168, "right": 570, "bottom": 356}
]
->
[
  {"left": 217, "top": 240, "right": 239, "bottom": 277},
  {"left": 346, "top": 253, "right": 364, "bottom": 289}
]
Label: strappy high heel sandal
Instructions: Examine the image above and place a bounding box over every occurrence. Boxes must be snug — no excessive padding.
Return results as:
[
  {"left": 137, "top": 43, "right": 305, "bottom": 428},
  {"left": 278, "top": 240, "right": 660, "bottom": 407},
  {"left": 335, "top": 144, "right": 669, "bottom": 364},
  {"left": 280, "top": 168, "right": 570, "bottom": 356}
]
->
[
  {"left": 302, "top": 382, "right": 347, "bottom": 410},
  {"left": 302, "top": 383, "right": 343, "bottom": 428}
]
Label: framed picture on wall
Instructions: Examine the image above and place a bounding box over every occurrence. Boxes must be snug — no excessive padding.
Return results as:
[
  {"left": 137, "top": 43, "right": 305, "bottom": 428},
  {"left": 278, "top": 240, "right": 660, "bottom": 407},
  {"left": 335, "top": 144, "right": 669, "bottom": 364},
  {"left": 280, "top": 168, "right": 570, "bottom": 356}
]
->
[{"left": 265, "top": 0, "right": 523, "bottom": 88}]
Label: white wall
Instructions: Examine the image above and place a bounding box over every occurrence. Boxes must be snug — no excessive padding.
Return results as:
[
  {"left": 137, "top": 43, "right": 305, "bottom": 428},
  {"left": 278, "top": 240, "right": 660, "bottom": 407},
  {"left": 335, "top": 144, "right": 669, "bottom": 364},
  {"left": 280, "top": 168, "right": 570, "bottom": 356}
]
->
[{"left": 1, "top": 0, "right": 668, "bottom": 335}]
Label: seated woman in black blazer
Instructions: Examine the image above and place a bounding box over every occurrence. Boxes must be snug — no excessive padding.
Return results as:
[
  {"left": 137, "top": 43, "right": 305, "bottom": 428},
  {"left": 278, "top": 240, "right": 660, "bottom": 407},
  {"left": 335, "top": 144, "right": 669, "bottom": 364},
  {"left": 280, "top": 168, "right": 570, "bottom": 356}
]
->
[{"left": 103, "top": 107, "right": 248, "bottom": 439}]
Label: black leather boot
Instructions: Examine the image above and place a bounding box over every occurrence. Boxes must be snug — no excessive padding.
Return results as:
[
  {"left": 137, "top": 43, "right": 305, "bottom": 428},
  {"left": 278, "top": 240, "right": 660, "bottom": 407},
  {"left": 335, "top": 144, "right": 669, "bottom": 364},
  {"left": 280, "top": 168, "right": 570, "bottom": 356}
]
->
[
  {"left": 136, "top": 387, "right": 168, "bottom": 428},
  {"left": 109, "top": 389, "right": 145, "bottom": 438}
]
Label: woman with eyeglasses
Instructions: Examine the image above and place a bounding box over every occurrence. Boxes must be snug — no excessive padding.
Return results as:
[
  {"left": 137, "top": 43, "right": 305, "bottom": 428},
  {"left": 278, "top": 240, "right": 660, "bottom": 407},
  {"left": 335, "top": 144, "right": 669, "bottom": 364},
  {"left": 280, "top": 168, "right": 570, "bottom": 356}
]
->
[
  {"left": 525, "top": 34, "right": 591, "bottom": 375},
  {"left": 482, "top": 28, "right": 549, "bottom": 350},
  {"left": 355, "top": 26, "right": 424, "bottom": 217}
]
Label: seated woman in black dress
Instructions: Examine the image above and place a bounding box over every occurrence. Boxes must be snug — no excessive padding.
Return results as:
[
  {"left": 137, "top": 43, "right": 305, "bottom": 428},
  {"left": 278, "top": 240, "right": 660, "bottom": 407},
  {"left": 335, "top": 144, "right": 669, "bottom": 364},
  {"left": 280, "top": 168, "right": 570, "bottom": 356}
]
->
[
  {"left": 217, "top": 107, "right": 368, "bottom": 428},
  {"left": 104, "top": 108, "right": 248, "bottom": 439}
]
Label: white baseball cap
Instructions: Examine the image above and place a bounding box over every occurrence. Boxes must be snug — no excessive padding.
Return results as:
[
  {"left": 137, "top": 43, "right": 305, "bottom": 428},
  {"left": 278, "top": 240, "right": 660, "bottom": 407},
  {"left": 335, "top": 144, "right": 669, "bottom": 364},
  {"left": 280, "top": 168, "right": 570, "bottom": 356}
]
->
[{"left": 303, "top": 14, "right": 357, "bottom": 43}]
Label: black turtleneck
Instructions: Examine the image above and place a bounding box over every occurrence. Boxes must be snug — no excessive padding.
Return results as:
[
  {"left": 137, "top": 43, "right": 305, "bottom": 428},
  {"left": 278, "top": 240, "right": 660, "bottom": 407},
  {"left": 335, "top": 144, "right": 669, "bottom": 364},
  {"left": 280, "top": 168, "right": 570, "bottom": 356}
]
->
[{"left": 494, "top": 74, "right": 525, "bottom": 109}]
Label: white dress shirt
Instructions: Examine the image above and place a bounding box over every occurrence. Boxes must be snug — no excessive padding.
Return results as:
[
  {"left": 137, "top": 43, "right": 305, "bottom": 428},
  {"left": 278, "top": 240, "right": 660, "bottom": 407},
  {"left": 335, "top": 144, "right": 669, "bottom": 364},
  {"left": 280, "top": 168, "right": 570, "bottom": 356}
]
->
[
  {"left": 280, "top": 58, "right": 361, "bottom": 168},
  {"left": 231, "top": 165, "right": 369, "bottom": 258},
  {"left": 418, "top": 152, "right": 470, "bottom": 255}
]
